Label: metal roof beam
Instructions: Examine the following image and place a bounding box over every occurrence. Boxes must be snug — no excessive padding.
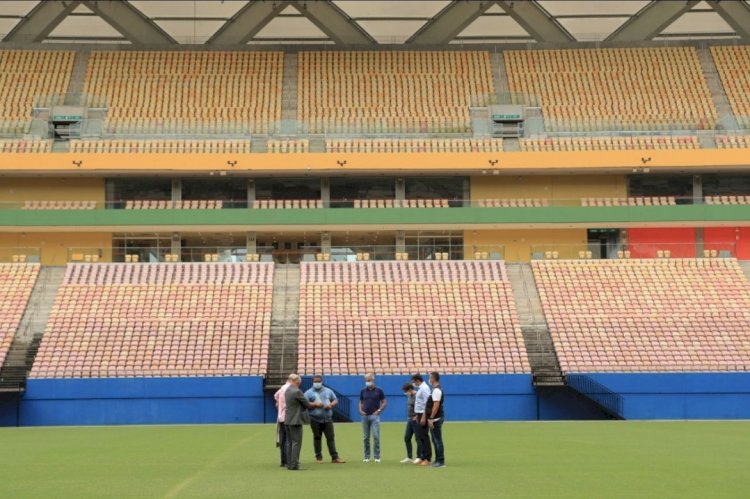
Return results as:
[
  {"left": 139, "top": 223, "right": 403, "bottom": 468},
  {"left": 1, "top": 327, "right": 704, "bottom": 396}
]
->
[
  {"left": 406, "top": 1, "right": 495, "bottom": 45},
  {"left": 82, "top": 0, "right": 176, "bottom": 45},
  {"left": 207, "top": 0, "right": 290, "bottom": 45},
  {"left": 496, "top": 1, "right": 575, "bottom": 43},
  {"left": 606, "top": 0, "right": 700, "bottom": 42},
  {"left": 707, "top": 0, "right": 750, "bottom": 39},
  {"left": 289, "top": 1, "right": 376, "bottom": 45},
  {"left": 3, "top": 0, "right": 82, "bottom": 43}
]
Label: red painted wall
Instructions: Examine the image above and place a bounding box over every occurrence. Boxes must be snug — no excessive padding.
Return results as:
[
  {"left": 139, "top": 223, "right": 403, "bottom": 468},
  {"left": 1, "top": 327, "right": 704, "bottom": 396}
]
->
[
  {"left": 704, "top": 227, "right": 750, "bottom": 260},
  {"left": 626, "top": 228, "right": 696, "bottom": 258}
]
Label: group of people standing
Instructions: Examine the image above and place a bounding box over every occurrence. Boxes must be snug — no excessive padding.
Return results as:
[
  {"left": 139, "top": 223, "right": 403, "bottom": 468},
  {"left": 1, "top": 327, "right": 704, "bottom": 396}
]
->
[{"left": 273, "top": 372, "right": 445, "bottom": 470}]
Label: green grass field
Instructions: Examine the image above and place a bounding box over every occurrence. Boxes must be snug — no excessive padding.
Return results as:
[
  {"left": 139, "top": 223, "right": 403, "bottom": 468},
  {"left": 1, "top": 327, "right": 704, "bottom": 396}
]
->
[{"left": 0, "top": 421, "right": 748, "bottom": 498}]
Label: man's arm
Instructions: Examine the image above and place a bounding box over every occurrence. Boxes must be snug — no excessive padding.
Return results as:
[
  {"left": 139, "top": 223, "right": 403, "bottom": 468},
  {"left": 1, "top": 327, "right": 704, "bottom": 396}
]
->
[
  {"left": 376, "top": 390, "right": 388, "bottom": 415},
  {"left": 358, "top": 391, "right": 365, "bottom": 415},
  {"left": 296, "top": 389, "right": 321, "bottom": 409},
  {"left": 328, "top": 391, "right": 338, "bottom": 409}
]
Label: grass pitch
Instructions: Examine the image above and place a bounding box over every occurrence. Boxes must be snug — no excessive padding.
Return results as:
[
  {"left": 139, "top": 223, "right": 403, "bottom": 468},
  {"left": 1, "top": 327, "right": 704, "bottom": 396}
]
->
[{"left": 0, "top": 421, "right": 748, "bottom": 499}]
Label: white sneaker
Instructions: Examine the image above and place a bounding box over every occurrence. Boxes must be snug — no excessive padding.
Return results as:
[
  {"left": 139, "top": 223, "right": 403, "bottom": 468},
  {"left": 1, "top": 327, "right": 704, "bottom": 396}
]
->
[
  {"left": 363, "top": 459, "right": 370, "bottom": 463},
  {"left": 374, "top": 459, "right": 381, "bottom": 463},
  {"left": 400, "top": 457, "right": 412, "bottom": 464},
  {"left": 412, "top": 458, "right": 421, "bottom": 464}
]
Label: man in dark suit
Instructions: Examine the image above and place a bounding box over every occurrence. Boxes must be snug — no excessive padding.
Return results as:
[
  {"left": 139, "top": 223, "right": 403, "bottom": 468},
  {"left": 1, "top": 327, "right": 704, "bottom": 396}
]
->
[{"left": 284, "top": 374, "right": 323, "bottom": 471}]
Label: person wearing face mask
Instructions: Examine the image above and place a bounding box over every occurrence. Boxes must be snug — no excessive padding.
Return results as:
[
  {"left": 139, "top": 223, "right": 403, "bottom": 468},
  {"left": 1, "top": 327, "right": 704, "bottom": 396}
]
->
[
  {"left": 358, "top": 372, "right": 387, "bottom": 463},
  {"left": 400, "top": 382, "right": 420, "bottom": 464},
  {"left": 411, "top": 373, "right": 432, "bottom": 465},
  {"left": 304, "top": 375, "right": 346, "bottom": 464}
]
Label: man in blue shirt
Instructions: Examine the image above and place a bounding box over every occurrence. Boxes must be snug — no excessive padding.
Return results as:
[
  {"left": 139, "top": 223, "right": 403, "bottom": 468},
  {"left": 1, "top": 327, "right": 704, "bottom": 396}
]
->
[
  {"left": 358, "top": 372, "right": 387, "bottom": 463},
  {"left": 304, "top": 375, "right": 346, "bottom": 464}
]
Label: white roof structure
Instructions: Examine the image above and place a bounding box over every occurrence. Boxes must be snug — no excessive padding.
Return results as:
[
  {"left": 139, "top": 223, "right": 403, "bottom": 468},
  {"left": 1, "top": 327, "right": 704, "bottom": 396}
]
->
[{"left": 0, "top": 0, "right": 748, "bottom": 45}]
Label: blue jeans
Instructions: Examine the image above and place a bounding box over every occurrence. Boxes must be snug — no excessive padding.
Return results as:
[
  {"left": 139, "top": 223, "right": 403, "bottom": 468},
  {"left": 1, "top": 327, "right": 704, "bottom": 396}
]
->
[
  {"left": 361, "top": 414, "right": 381, "bottom": 459},
  {"left": 404, "top": 419, "right": 419, "bottom": 459},
  {"left": 430, "top": 419, "right": 445, "bottom": 464}
]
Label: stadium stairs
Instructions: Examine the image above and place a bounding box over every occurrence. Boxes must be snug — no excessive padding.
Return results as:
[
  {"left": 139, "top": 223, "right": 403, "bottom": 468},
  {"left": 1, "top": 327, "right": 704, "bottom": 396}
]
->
[
  {"left": 0, "top": 267, "right": 66, "bottom": 393},
  {"left": 507, "top": 264, "right": 624, "bottom": 420},
  {"left": 741, "top": 261, "right": 750, "bottom": 283},
  {"left": 265, "top": 264, "right": 301, "bottom": 390},
  {"left": 698, "top": 46, "right": 738, "bottom": 132}
]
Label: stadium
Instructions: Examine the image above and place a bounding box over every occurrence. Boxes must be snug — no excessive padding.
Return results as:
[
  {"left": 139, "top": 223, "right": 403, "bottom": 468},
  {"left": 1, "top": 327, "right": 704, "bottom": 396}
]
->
[{"left": 1, "top": 0, "right": 750, "bottom": 496}]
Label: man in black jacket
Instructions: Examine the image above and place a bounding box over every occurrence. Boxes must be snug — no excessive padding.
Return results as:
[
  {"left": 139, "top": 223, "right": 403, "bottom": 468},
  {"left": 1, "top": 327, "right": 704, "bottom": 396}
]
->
[
  {"left": 425, "top": 371, "right": 445, "bottom": 468},
  {"left": 285, "top": 374, "right": 323, "bottom": 470}
]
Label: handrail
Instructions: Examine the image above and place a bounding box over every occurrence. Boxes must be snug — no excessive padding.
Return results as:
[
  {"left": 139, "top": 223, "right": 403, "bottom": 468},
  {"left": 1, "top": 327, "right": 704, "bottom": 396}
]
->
[{"left": 566, "top": 374, "right": 624, "bottom": 419}]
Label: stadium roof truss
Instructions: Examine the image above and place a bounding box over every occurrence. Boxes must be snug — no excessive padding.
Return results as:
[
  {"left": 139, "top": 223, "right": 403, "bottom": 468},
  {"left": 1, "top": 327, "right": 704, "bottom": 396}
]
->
[{"left": 0, "top": 0, "right": 748, "bottom": 46}]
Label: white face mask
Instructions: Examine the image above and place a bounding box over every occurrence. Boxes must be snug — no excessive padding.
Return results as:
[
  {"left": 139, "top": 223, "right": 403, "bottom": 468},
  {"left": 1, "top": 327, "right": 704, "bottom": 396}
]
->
[
  {"left": 365, "top": 381, "right": 374, "bottom": 388},
  {"left": 313, "top": 382, "right": 323, "bottom": 390}
]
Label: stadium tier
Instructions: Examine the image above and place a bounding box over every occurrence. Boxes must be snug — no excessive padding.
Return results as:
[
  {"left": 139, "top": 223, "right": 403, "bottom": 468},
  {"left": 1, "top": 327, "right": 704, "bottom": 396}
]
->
[
  {"left": 267, "top": 139, "right": 309, "bottom": 154},
  {"left": 30, "top": 263, "right": 273, "bottom": 379},
  {"left": 325, "top": 138, "right": 503, "bottom": 153},
  {"left": 83, "top": 51, "right": 283, "bottom": 134},
  {"left": 0, "top": 139, "right": 53, "bottom": 153},
  {"left": 0, "top": 50, "right": 74, "bottom": 132},
  {"left": 69, "top": 139, "right": 251, "bottom": 154},
  {"left": 581, "top": 197, "right": 677, "bottom": 207},
  {"left": 533, "top": 259, "right": 750, "bottom": 373},
  {"left": 0, "top": 264, "right": 39, "bottom": 367},
  {"left": 505, "top": 47, "right": 717, "bottom": 131},
  {"left": 520, "top": 136, "right": 700, "bottom": 152},
  {"left": 716, "top": 135, "right": 750, "bottom": 149},
  {"left": 298, "top": 51, "right": 494, "bottom": 133},
  {"left": 298, "top": 261, "right": 530, "bottom": 375},
  {"left": 711, "top": 45, "right": 750, "bottom": 129},
  {"left": 705, "top": 196, "right": 750, "bottom": 205}
]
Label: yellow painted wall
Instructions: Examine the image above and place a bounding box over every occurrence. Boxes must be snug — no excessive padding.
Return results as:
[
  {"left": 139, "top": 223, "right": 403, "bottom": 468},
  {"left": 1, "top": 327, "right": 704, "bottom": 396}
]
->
[
  {"left": 0, "top": 232, "right": 111, "bottom": 265},
  {"left": 470, "top": 174, "right": 626, "bottom": 201},
  {"left": 0, "top": 177, "right": 105, "bottom": 203},
  {"left": 465, "top": 229, "right": 588, "bottom": 262}
]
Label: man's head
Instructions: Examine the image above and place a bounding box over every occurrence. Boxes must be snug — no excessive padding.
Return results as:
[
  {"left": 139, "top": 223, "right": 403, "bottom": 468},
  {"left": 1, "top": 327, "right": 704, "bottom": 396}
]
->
[
  {"left": 313, "top": 375, "right": 323, "bottom": 390},
  {"left": 364, "top": 372, "right": 375, "bottom": 388},
  {"left": 288, "top": 373, "right": 301, "bottom": 387},
  {"left": 411, "top": 373, "right": 424, "bottom": 386},
  {"left": 429, "top": 371, "right": 440, "bottom": 385},
  {"left": 402, "top": 382, "right": 415, "bottom": 395}
]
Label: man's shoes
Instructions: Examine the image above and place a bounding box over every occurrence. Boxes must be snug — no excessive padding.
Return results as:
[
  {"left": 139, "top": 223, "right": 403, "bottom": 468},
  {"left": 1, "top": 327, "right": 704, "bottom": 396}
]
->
[
  {"left": 287, "top": 467, "right": 306, "bottom": 471},
  {"left": 431, "top": 462, "right": 446, "bottom": 468},
  {"left": 280, "top": 463, "right": 286, "bottom": 467},
  {"left": 400, "top": 457, "right": 412, "bottom": 464},
  {"left": 332, "top": 458, "right": 346, "bottom": 464},
  {"left": 363, "top": 458, "right": 370, "bottom": 463},
  {"left": 412, "top": 458, "right": 421, "bottom": 464},
  {"left": 316, "top": 458, "right": 324, "bottom": 464},
  {"left": 374, "top": 458, "right": 381, "bottom": 463},
  {"left": 419, "top": 460, "right": 431, "bottom": 466}
]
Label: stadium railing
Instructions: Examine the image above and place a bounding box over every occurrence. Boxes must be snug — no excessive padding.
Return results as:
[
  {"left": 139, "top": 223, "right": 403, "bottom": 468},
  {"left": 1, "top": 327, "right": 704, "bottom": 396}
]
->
[
  {"left": 530, "top": 242, "right": 737, "bottom": 261},
  {"left": 0, "top": 247, "right": 41, "bottom": 263},
  {"left": 566, "top": 374, "right": 624, "bottom": 419}
]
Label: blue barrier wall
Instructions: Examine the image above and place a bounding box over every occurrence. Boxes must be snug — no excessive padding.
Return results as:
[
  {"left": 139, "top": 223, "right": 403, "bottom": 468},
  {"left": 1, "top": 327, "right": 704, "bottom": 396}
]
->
[
  {"left": 320, "top": 374, "right": 537, "bottom": 422},
  {"left": 584, "top": 373, "right": 750, "bottom": 420},
  {"left": 19, "top": 377, "right": 266, "bottom": 426}
]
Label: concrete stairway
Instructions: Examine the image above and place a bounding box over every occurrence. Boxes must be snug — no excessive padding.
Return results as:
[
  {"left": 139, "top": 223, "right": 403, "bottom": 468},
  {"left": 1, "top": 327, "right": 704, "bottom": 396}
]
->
[
  {"left": 740, "top": 261, "right": 750, "bottom": 283},
  {"left": 506, "top": 263, "right": 564, "bottom": 386},
  {"left": 266, "top": 264, "right": 301, "bottom": 389},
  {"left": 16, "top": 266, "right": 65, "bottom": 342},
  {"left": 697, "top": 46, "right": 738, "bottom": 131},
  {"left": 0, "top": 337, "right": 41, "bottom": 392},
  {"left": 279, "top": 52, "right": 298, "bottom": 136},
  {"left": 65, "top": 48, "right": 90, "bottom": 97}
]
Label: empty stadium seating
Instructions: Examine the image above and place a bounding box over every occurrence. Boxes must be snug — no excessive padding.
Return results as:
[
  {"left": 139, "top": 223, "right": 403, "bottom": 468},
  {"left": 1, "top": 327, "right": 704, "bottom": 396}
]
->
[
  {"left": 298, "top": 261, "right": 530, "bottom": 375},
  {"left": 704, "top": 196, "right": 750, "bottom": 205},
  {"left": 520, "top": 136, "right": 700, "bottom": 152},
  {"left": 353, "top": 199, "right": 449, "bottom": 208},
  {"left": 22, "top": 201, "right": 96, "bottom": 210},
  {"left": 69, "top": 139, "right": 251, "bottom": 154},
  {"left": 715, "top": 135, "right": 750, "bottom": 149},
  {"left": 478, "top": 199, "right": 549, "bottom": 208},
  {"left": 0, "top": 139, "right": 53, "bottom": 153},
  {"left": 581, "top": 197, "right": 677, "bottom": 207},
  {"left": 267, "top": 139, "right": 309, "bottom": 153},
  {"left": 0, "top": 50, "right": 74, "bottom": 132},
  {"left": 30, "top": 263, "right": 273, "bottom": 378},
  {"left": 84, "top": 51, "right": 283, "bottom": 134},
  {"left": 533, "top": 259, "right": 750, "bottom": 372},
  {"left": 299, "top": 51, "right": 494, "bottom": 133},
  {"left": 0, "top": 264, "right": 39, "bottom": 367},
  {"left": 711, "top": 46, "right": 750, "bottom": 129},
  {"left": 505, "top": 47, "right": 717, "bottom": 131},
  {"left": 253, "top": 200, "right": 323, "bottom": 209},
  {"left": 124, "top": 200, "right": 224, "bottom": 209},
  {"left": 325, "top": 138, "right": 503, "bottom": 153}
]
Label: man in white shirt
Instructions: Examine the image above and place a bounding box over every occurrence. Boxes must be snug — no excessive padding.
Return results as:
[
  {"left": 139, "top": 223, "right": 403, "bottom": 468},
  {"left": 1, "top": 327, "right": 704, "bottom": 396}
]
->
[
  {"left": 274, "top": 376, "right": 292, "bottom": 467},
  {"left": 426, "top": 371, "right": 445, "bottom": 468},
  {"left": 411, "top": 374, "right": 432, "bottom": 465}
]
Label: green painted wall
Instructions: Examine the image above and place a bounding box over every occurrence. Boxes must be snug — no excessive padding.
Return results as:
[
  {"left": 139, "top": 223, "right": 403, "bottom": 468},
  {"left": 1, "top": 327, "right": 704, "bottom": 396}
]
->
[{"left": 1, "top": 205, "right": 749, "bottom": 228}]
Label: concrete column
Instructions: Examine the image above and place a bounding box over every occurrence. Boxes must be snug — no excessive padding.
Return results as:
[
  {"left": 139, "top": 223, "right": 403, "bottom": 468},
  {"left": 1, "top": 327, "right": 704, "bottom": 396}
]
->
[
  {"left": 696, "top": 228, "right": 705, "bottom": 258},
  {"left": 171, "top": 232, "right": 181, "bottom": 259},
  {"left": 246, "top": 232, "right": 257, "bottom": 254},
  {"left": 395, "top": 178, "right": 406, "bottom": 200},
  {"left": 396, "top": 230, "right": 406, "bottom": 253},
  {"left": 247, "top": 179, "right": 256, "bottom": 208},
  {"left": 321, "top": 232, "right": 332, "bottom": 253},
  {"left": 693, "top": 175, "right": 703, "bottom": 204},
  {"left": 171, "top": 179, "right": 182, "bottom": 202},
  {"left": 321, "top": 178, "right": 331, "bottom": 208},
  {"left": 462, "top": 177, "right": 471, "bottom": 207}
]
